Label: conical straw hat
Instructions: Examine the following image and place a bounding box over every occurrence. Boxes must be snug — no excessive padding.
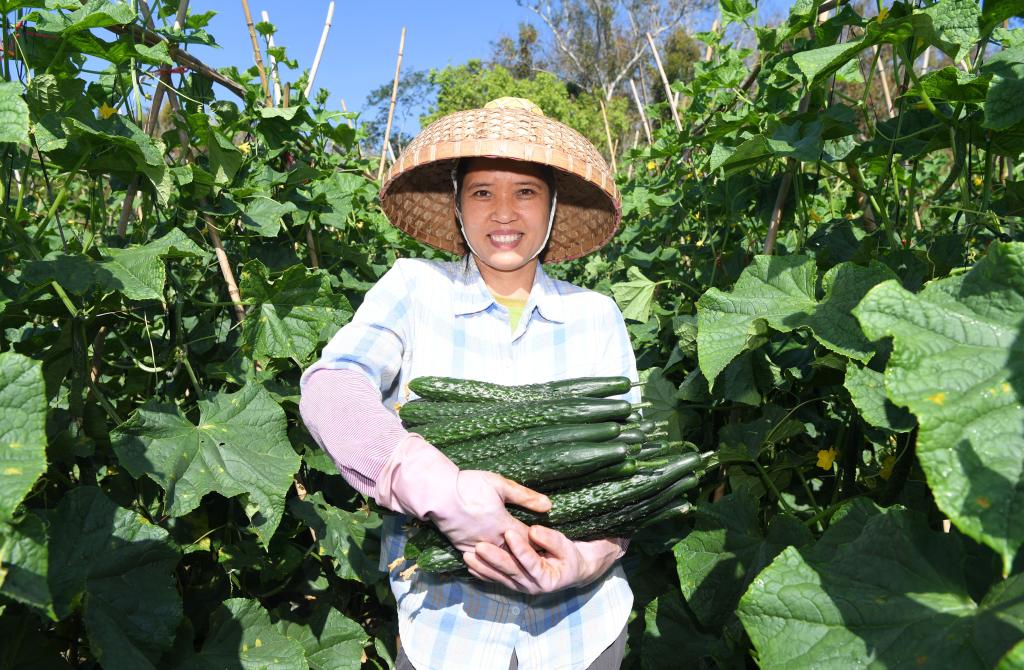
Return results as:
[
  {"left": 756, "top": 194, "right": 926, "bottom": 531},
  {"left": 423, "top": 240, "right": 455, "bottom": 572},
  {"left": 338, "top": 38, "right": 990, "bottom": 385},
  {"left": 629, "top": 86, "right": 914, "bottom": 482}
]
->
[{"left": 379, "top": 97, "right": 621, "bottom": 263}]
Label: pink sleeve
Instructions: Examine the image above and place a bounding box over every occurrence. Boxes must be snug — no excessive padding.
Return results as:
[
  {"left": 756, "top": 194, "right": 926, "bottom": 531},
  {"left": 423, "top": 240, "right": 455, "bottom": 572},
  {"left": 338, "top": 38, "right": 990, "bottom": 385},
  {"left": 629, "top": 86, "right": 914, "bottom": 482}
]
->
[{"left": 299, "top": 368, "right": 409, "bottom": 496}]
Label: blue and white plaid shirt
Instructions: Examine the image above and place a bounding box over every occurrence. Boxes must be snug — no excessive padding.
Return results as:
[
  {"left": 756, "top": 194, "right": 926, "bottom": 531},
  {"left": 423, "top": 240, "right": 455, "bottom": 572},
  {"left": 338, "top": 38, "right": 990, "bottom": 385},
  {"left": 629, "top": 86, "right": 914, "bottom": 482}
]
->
[{"left": 306, "top": 256, "right": 639, "bottom": 670}]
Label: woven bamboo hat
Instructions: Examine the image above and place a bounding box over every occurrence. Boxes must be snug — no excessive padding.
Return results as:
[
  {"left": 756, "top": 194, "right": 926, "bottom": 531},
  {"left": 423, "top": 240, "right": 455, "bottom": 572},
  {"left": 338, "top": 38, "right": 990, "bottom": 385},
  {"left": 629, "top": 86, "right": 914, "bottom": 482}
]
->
[{"left": 379, "top": 97, "right": 621, "bottom": 263}]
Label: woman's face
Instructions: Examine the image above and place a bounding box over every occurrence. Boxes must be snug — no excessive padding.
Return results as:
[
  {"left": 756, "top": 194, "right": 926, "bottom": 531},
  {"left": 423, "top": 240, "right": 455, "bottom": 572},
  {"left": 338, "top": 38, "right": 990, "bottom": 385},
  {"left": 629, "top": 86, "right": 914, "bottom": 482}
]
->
[{"left": 459, "top": 158, "right": 552, "bottom": 272}]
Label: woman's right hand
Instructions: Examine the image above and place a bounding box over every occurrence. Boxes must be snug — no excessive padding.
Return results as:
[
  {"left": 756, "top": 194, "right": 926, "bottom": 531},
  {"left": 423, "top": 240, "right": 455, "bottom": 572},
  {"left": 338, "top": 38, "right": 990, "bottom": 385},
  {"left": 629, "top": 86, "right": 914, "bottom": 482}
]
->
[
  {"left": 438, "top": 470, "right": 551, "bottom": 551},
  {"left": 374, "top": 434, "right": 551, "bottom": 553}
]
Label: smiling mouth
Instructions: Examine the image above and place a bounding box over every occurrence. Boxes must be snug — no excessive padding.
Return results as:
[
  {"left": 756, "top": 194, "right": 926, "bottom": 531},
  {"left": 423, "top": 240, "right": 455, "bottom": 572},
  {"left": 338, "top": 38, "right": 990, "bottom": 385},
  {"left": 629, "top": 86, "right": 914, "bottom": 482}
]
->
[{"left": 489, "top": 232, "right": 524, "bottom": 245}]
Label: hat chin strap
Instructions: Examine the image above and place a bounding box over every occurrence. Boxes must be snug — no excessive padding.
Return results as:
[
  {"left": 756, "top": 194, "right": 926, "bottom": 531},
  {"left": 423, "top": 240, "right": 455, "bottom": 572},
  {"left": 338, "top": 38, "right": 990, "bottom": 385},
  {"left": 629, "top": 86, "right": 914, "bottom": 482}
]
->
[{"left": 452, "top": 170, "right": 557, "bottom": 267}]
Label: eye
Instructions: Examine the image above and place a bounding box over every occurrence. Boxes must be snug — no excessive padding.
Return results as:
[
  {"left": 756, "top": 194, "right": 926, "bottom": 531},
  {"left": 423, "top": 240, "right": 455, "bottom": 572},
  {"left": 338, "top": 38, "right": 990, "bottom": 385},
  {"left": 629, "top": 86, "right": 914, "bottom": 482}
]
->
[
  {"left": 518, "top": 187, "right": 538, "bottom": 197},
  {"left": 469, "top": 188, "right": 490, "bottom": 198}
]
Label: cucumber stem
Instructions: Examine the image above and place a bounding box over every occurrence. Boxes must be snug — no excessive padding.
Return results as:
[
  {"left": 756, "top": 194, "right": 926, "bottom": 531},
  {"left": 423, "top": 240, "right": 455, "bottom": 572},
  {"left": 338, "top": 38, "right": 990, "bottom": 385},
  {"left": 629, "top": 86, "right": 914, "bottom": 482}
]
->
[{"left": 630, "top": 401, "right": 653, "bottom": 410}]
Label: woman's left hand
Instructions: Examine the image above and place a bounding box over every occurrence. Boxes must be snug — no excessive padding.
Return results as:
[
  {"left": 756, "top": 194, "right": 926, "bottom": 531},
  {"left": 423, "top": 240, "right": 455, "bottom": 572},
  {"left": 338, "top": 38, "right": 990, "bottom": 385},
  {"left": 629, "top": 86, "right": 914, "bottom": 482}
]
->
[{"left": 463, "top": 526, "right": 627, "bottom": 595}]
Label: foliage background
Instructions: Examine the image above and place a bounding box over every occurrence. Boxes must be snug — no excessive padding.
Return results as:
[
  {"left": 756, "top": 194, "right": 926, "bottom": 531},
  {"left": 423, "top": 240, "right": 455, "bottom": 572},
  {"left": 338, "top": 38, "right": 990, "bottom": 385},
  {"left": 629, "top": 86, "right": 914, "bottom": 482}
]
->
[{"left": 1, "top": 0, "right": 1023, "bottom": 668}]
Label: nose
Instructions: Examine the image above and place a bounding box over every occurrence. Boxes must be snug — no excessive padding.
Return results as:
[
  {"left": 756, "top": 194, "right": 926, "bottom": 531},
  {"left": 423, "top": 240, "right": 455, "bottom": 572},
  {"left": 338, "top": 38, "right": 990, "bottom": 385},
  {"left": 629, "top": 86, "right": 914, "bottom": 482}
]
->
[{"left": 491, "top": 191, "right": 517, "bottom": 224}]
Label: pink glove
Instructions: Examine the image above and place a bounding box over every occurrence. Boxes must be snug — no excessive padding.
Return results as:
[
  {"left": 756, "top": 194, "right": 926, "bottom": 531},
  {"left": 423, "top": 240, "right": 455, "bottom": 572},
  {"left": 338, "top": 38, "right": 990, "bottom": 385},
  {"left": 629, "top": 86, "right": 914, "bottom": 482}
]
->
[
  {"left": 375, "top": 434, "right": 552, "bottom": 552},
  {"left": 463, "top": 526, "right": 628, "bottom": 594}
]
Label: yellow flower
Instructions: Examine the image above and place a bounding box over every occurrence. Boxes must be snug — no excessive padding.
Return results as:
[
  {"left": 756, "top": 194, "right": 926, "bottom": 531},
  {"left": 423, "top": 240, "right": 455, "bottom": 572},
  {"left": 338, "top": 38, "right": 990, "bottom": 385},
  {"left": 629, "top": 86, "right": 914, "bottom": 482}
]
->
[
  {"left": 879, "top": 454, "right": 896, "bottom": 480},
  {"left": 98, "top": 102, "right": 117, "bottom": 119},
  {"left": 239, "top": 142, "right": 252, "bottom": 155},
  {"left": 972, "top": 175, "right": 983, "bottom": 187},
  {"left": 876, "top": 5, "right": 889, "bottom": 22},
  {"left": 646, "top": 160, "right": 657, "bottom": 171},
  {"left": 816, "top": 447, "right": 838, "bottom": 470}
]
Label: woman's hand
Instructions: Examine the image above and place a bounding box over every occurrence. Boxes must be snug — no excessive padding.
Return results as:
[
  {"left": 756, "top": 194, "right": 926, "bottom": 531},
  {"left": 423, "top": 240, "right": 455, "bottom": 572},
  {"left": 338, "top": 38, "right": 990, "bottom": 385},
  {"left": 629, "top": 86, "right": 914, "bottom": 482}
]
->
[{"left": 463, "top": 526, "right": 627, "bottom": 594}]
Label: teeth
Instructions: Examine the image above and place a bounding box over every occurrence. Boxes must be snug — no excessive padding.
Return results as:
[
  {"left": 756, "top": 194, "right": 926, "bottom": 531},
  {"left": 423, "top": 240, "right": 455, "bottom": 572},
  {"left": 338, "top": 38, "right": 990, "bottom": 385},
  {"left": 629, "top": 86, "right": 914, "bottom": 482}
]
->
[{"left": 491, "top": 233, "right": 523, "bottom": 244}]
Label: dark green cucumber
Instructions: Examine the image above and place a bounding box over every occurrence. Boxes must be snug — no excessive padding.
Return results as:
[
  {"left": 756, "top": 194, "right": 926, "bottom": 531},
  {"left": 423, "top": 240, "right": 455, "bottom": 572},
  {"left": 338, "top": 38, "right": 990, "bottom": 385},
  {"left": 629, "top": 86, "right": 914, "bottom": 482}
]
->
[
  {"left": 399, "top": 399, "right": 499, "bottom": 426},
  {"left": 558, "top": 473, "right": 700, "bottom": 540},
  {"left": 630, "top": 500, "right": 694, "bottom": 530},
  {"left": 546, "top": 459, "right": 640, "bottom": 490},
  {"left": 611, "top": 428, "right": 646, "bottom": 444},
  {"left": 417, "top": 397, "right": 636, "bottom": 446},
  {"left": 514, "top": 450, "right": 707, "bottom": 525},
  {"left": 408, "top": 375, "right": 634, "bottom": 403},
  {"left": 440, "top": 421, "right": 622, "bottom": 465},
  {"left": 636, "top": 442, "right": 689, "bottom": 460},
  {"left": 466, "top": 443, "right": 629, "bottom": 487}
]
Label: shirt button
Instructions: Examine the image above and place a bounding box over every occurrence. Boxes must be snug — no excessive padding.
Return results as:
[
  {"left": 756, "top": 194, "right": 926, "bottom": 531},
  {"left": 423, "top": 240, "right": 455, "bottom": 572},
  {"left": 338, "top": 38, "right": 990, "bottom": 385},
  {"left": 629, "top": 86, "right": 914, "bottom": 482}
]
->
[{"left": 511, "top": 607, "right": 521, "bottom": 616}]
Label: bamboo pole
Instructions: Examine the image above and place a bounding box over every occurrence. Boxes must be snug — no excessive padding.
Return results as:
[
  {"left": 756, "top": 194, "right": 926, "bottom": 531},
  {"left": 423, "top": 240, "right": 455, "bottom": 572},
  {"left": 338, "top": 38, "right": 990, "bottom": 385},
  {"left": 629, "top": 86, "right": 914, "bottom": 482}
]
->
[
  {"left": 304, "top": 1, "right": 335, "bottom": 99},
  {"left": 646, "top": 32, "right": 681, "bottom": 131},
  {"left": 763, "top": 162, "right": 795, "bottom": 254},
  {"left": 240, "top": 0, "right": 273, "bottom": 107},
  {"left": 873, "top": 45, "right": 895, "bottom": 118},
  {"left": 704, "top": 19, "right": 720, "bottom": 62},
  {"left": 629, "top": 79, "right": 652, "bottom": 145},
  {"left": 377, "top": 26, "right": 406, "bottom": 182},
  {"left": 261, "top": 10, "right": 282, "bottom": 106},
  {"left": 598, "top": 98, "right": 617, "bottom": 174}
]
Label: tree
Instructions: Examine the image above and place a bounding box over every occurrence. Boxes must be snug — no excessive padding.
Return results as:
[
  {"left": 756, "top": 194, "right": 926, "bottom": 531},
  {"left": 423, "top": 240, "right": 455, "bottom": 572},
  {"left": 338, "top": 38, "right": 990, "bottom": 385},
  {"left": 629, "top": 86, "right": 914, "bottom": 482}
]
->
[
  {"left": 492, "top": 23, "right": 545, "bottom": 79},
  {"left": 518, "top": 0, "right": 713, "bottom": 100},
  {"left": 423, "top": 60, "right": 632, "bottom": 163}
]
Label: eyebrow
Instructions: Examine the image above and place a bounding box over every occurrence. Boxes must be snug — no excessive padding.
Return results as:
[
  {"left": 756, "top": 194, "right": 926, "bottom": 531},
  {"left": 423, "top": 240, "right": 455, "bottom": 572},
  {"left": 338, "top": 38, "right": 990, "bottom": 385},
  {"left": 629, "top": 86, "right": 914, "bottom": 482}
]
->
[{"left": 464, "top": 178, "right": 544, "bottom": 189}]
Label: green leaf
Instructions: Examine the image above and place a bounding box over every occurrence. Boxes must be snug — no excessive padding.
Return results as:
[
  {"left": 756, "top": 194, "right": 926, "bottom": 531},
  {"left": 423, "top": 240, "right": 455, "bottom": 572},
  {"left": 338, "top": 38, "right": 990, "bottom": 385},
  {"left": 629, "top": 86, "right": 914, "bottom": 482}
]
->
[
  {"left": 983, "top": 46, "right": 1024, "bottom": 130},
  {"left": 49, "top": 487, "right": 181, "bottom": 670},
  {"left": 844, "top": 363, "right": 915, "bottom": 432},
  {"left": 738, "top": 501, "right": 1024, "bottom": 669},
  {"left": 0, "top": 352, "right": 47, "bottom": 523},
  {"left": 696, "top": 257, "right": 894, "bottom": 384},
  {"left": 237, "top": 196, "right": 298, "bottom": 237},
  {"left": 239, "top": 261, "right": 353, "bottom": 362},
  {"left": 0, "top": 513, "right": 53, "bottom": 618},
  {"left": 983, "top": 0, "right": 1024, "bottom": 35},
  {"left": 172, "top": 598, "right": 305, "bottom": 670},
  {"left": 854, "top": 242, "right": 1024, "bottom": 573},
  {"left": 63, "top": 115, "right": 171, "bottom": 204},
  {"left": 133, "top": 41, "right": 173, "bottom": 66},
  {"left": 997, "top": 639, "right": 1024, "bottom": 670},
  {"left": 30, "top": 0, "right": 136, "bottom": 33},
  {"left": 98, "top": 229, "right": 208, "bottom": 302},
  {"left": 611, "top": 266, "right": 666, "bottom": 323},
  {"left": 0, "top": 82, "right": 29, "bottom": 144},
  {"left": 276, "top": 605, "right": 369, "bottom": 670},
  {"left": 112, "top": 383, "right": 301, "bottom": 547},
  {"left": 717, "top": 406, "right": 807, "bottom": 462},
  {"left": 921, "top": 0, "right": 982, "bottom": 63},
  {"left": 910, "top": 67, "right": 991, "bottom": 104},
  {"left": 288, "top": 493, "right": 383, "bottom": 585},
  {"left": 675, "top": 492, "right": 812, "bottom": 627}
]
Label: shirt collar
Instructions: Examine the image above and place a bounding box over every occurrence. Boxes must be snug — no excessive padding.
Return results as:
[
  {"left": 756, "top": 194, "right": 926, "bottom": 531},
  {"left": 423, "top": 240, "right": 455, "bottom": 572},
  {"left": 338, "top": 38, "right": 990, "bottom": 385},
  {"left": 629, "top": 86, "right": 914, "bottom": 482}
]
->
[{"left": 453, "top": 257, "right": 565, "bottom": 324}]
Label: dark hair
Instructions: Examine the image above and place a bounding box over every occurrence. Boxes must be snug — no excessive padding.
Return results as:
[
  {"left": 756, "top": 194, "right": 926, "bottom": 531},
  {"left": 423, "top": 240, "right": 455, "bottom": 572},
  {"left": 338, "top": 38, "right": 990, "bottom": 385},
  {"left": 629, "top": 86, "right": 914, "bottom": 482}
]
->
[{"left": 453, "top": 158, "right": 557, "bottom": 266}]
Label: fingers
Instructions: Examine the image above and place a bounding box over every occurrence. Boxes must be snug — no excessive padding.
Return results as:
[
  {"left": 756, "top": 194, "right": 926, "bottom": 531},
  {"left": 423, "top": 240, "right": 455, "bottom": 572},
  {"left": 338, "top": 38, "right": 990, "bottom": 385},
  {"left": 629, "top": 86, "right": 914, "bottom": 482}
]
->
[
  {"left": 528, "top": 524, "right": 574, "bottom": 557},
  {"left": 464, "top": 550, "right": 521, "bottom": 592},
  {"left": 495, "top": 476, "right": 552, "bottom": 513}
]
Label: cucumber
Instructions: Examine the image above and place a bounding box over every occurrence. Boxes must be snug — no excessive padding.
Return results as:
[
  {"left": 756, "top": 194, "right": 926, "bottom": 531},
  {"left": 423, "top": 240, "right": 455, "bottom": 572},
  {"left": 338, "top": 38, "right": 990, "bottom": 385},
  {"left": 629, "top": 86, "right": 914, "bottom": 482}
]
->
[
  {"left": 513, "top": 450, "right": 707, "bottom": 525},
  {"left": 408, "top": 375, "right": 634, "bottom": 403},
  {"left": 465, "top": 443, "right": 629, "bottom": 487},
  {"left": 416, "top": 397, "right": 638, "bottom": 446},
  {"left": 611, "top": 428, "right": 646, "bottom": 444},
  {"left": 399, "top": 399, "right": 499, "bottom": 426},
  {"left": 440, "top": 421, "right": 622, "bottom": 465},
  {"left": 546, "top": 459, "right": 639, "bottom": 490}
]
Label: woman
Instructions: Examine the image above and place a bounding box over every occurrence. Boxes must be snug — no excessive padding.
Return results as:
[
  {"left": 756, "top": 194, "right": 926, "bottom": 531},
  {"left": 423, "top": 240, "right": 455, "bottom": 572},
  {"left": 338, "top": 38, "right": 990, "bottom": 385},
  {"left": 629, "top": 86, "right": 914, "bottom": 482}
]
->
[{"left": 300, "top": 97, "right": 639, "bottom": 670}]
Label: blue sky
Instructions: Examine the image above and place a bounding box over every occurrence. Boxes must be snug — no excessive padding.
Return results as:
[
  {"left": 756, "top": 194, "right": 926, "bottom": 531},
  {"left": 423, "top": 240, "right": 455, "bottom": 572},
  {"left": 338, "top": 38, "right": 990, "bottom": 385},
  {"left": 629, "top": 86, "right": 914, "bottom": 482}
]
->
[{"left": 186, "top": 1, "right": 785, "bottom": 134}]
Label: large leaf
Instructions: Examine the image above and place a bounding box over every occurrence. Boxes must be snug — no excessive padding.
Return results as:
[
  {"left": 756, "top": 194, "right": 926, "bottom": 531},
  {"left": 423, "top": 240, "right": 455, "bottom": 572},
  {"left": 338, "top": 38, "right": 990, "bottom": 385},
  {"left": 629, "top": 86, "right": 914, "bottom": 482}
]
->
[
  {"left": 276, "top": 606, "right": 369, "bottom": 670},
  {"left": 854, "top": 242, "right": 1024, "bottom": 572},
  {"left": 738, "top": 501, "right": 1024, "bottom": 669},
  {"left": 49, "top": 487, "right": 181, "bottom": 670},
  {"left": 641, "top": 589, "right": 734, "bottom": 668},
  {"left": 288, "top": 493, "right": 383, "bottom": 585},
  {"left": 0, "top": 352, "right": 47, "bottom": 523},
  {"left": 112, "top": 383, "right": 301, "bottom": 547},
  {"left": 29, "top": 0, "right": 136, "bottom": 33},
  {"left": 98, "top": 228, "right": 208, "bottom": 302},
  {"left": 674, "top": 492, "right": 812, "bottom": 627},
  {"left": 696, "top": 256, "right": 894, "bottom": 384},
  {"left": 0, "top": 82, "right": 29, "bottom": 144},
  {"left": 240, "top": 261, "right": 353, "bottom": 362},
  {"left": 983, "top": 45, "right": 1024, "bottom": 131},
  {"left": 172, "top": 598, "right": 305, "bottom": 670},
  {"left": 63, "top": 115, "right": 171, "bottom": 204}
]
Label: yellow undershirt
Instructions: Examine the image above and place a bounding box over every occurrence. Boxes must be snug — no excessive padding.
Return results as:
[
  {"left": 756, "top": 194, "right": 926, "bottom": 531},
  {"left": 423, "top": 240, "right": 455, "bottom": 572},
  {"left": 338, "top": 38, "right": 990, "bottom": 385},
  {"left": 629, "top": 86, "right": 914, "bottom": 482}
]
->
[{"left": 491, "top": 294, "right": 528, "bottom": 331}]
